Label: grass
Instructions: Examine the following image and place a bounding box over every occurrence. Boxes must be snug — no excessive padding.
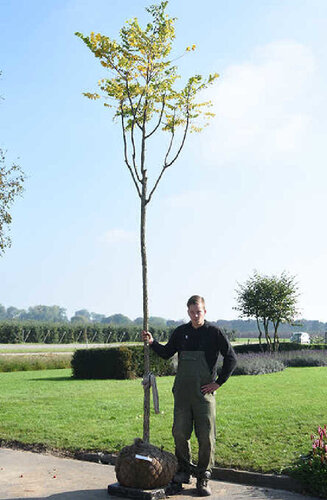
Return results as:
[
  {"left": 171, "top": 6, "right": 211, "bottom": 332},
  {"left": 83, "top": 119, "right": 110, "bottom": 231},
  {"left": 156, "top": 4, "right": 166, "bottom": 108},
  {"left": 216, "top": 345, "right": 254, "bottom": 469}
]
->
[
  {"left": 0, "top": 348, "right": 76, "bottom": 353},
  {"left": 0, "top": 342, "right": 139, "bottom": 354},
  {"left": 0, "top": 354, "right": 72, "bottom": 372},
  {"left": 0, "top": 367, "right": 326, "bottom": 473}
]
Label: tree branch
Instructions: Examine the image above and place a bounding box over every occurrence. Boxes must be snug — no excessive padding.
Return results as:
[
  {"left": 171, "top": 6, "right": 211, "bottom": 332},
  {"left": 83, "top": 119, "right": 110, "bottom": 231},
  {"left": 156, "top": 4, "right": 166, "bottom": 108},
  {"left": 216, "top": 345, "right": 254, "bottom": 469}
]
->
[
  {"left": 129, "top": 116, "right": 141, "bottom": 183},
  {"left": 120, "top": 103, "right": 142, "bottom": 198},
  {"left": 140, "top": 100, "right": 147, "bottom": 177},
  {"left": 165, "top": 106, "right": 190, "bottom": 168},
  {"left": 125, "top": 76, "right": 143, "bottom": 132},
  {"left": 146, "top": 107, "right": 189, "bottom": 205},
  {"left": 145, "top": 95, "right": 166, "bottom": 139}
]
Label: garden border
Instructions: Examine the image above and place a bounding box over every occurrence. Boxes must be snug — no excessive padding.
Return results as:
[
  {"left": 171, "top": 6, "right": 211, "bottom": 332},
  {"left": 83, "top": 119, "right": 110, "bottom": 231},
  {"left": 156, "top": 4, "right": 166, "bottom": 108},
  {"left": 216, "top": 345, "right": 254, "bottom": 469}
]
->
[
  {"left": 78, "top": 452, "right": 304, "bottom": 494},
  {"left": 0, "top": 440, "right": 304, "bottom": 495}
]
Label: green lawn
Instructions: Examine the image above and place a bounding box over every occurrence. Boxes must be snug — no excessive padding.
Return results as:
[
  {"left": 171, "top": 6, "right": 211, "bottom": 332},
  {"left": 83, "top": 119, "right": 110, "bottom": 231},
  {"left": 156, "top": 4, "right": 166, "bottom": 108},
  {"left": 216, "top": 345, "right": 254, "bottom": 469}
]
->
[
  {"left": 0, "top": 342, "right": 139, "bottom": 354},
  {"left": 0, "top": 367, "right": 326, "bottom": 473},
  {"left": 0, "top": 348, "right": 76, "bottom": 353}
]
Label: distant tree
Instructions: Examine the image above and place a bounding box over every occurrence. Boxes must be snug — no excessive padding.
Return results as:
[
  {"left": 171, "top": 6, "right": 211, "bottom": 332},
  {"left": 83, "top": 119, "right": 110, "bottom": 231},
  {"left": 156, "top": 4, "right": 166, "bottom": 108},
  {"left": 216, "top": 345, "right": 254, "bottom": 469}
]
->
[
  {"left": 5, "top": 306, "right": 25, "bottom": 320},
  {"left": 89, "top": 312, "right": 105, "bottom": 323},
  {"left": 0, "top": 303, "right": 6, "bottom": 320},
  {"left": 235, "top": 271, "right": 300, "bottom": 351},
  {"left": 167, "top": 319, "right": 184, "bottom": 327},
  {"left": 21, "top": 305, "right": 68, "bottom": 323},
  {"left": 133, "top": 316, "right": 167, "bottom": 327},
  {"left": 76, "top": 1, "right": 218, "bottom": 441},
  {"left": 268, "top": 273, "right": 300, "bottom": 349},
  {"left": 133, "top": 317, "right": 143, "bottom": 326},
  {"left": 103, "top": 313, "right": 133, "bottom": 325},
  {"left": 149, "top": 316, "right": 167, "bottom": 327},
  {"left": 71, "top": 315, "right": 89, "bottom": 324},
  {"left": 71, "top": 309, "right": 91, "bottom": 322}
]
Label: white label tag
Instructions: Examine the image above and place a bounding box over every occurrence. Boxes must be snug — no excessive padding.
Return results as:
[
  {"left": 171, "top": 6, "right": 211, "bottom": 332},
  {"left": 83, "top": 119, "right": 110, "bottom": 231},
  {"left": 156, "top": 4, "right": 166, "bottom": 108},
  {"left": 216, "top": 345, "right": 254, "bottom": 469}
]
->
[{"left": 135, "top": 454, "right": 153, "bottom": 462}]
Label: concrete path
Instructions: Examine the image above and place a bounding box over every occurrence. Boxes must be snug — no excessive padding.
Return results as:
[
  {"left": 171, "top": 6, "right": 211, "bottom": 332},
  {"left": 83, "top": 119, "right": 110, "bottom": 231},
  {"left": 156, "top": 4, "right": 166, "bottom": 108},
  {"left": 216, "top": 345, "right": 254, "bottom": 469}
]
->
[{"left": 0, "top": 448, "right": 319, "bottom": 500}]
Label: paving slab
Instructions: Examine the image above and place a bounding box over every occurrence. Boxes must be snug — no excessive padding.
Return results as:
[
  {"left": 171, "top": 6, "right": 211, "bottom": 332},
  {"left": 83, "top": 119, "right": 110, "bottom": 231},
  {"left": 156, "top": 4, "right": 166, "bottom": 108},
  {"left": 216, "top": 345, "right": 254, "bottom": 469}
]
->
[{"left": 0, "top": 448, "right": 319, "bottom": 500}]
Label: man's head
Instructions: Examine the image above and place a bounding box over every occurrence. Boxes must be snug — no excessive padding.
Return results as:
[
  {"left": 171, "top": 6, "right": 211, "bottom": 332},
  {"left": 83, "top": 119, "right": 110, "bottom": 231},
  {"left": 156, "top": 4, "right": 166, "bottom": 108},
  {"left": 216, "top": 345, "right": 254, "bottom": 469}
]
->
[{"left": 187, "top": 295, "right": 206, "bottom": 329}]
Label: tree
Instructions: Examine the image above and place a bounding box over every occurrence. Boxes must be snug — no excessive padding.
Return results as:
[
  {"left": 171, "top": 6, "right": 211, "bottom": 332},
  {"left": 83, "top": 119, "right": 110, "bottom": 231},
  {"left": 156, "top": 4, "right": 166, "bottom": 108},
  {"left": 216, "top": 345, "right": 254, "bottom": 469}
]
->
[
  {"left": 76, "top": 1, "right": 218, "bottom": 442},
  {"left": 0, "top": 149, "right": 25, "bottom": 255},
  {"left": 71, "top": 309, "right": 91, "bottom": 322},
  {"left": 0, "top": 72, "right": 25, "bottom": 256},
  {"left": 235, "top": 271, "right": 300, "bottom": 351},
  {"left": 5, "top": 306, "right": 25, "bottom": 320},
  {"left": 134, "top": 316, "right": 168, "bottom": 327},
  {"left": 0, "top": 303, "right": 6, "bottom": 320},
  {"left": 71, "top": 314, "right": 89, "bottom": 324},
  {"left": 90, "top": 312, "right": 106, "bottom": 323},
  {"left": 20, "top": 305, "right": 68, "bottom": 323},
  {"left": 167, "top": 318, "right": 183, "bottom": 327},
  {"left": 102, "top": 313, "right": 133, "bottom": 325}
]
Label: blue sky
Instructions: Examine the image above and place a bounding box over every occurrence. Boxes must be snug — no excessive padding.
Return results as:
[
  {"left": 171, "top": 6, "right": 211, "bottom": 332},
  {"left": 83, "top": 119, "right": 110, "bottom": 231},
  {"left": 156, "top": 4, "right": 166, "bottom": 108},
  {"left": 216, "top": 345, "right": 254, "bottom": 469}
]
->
[{"left": 1, "top": 0, "right": 327, "bottom": 322}]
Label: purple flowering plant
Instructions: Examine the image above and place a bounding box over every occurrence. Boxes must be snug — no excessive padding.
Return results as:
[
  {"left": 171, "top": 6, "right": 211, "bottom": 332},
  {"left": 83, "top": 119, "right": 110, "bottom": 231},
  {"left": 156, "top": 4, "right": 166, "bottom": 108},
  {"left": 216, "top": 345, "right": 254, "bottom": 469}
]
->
[
  {"left": 288, "top": 425, "right": 327, "bottom": 498},
  {"left": 311, "top": 425, "right": 327, "bottom": 466}
]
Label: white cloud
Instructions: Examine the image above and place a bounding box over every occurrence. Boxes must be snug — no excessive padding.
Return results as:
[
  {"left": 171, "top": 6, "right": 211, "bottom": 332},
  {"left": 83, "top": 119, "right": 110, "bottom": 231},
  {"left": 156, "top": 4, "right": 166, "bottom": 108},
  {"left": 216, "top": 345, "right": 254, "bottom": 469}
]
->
[
  {"left": 199, "top": 40, "right": 317, "bottom": 165},
  {"left": 100, "top": 229, "right": 137, "bottom": 245}
]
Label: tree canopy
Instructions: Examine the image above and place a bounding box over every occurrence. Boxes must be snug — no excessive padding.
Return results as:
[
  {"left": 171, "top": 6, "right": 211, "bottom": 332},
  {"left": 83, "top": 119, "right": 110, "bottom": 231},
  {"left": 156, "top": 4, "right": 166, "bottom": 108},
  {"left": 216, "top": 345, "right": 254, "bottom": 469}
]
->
[
  {"left": 75, "top": 1, "right": 218, "bottom": 203},
  {"left": 234, "top": 271, "right": 300, "bottom": 350},
  {"left": 0, "top": 304, "right": 69, "bottom": 323},
  {"left": 20, "top": 305, "right": 68, "bottom": 323}
]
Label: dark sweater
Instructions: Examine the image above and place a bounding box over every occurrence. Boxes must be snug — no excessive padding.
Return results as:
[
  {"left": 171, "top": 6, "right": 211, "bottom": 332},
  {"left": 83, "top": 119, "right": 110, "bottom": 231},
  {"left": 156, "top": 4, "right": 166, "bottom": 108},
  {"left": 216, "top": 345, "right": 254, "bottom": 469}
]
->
[{"left": 151, "top": 320, "right": 237, "bottom": 386}]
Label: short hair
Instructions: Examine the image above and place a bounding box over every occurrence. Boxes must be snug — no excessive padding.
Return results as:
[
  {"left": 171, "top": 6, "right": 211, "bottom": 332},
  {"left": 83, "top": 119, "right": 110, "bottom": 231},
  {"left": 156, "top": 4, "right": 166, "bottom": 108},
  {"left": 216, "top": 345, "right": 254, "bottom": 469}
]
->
[{"left": 187, "top": 295, "right": 206, "bottom": 308}]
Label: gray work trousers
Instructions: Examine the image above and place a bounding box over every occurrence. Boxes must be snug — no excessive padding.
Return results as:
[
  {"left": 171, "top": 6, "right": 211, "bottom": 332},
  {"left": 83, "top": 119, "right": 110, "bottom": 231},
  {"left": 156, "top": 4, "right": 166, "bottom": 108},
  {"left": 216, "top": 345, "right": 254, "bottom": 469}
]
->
[{"left": 172, "top": 351, "right": 216, "bottom": 477}]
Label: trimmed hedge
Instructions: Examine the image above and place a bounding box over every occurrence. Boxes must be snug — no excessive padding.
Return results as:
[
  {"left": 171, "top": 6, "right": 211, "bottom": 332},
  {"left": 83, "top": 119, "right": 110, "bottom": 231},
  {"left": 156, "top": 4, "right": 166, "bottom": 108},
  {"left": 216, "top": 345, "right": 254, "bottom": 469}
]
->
[
  {"left": 72, "top": 347, "right": 133, "bottom": 379},
  {"left": 71, "top": 346, "right": 176, "bottom": 379},
  {"left": 0, "top": 322, "right": 237, "bottom": 345},
  {"left": 72, "top": 344, "right": 327, "bottom": 380},
  {"left": 0, "top": 321, "right": 173, "bottom": 344},
  {"left": 233, "top": 342, "right": 327, "bottom": 354},
  {"left": 71, "top": 345, "right": 287, "bottom": 380}
]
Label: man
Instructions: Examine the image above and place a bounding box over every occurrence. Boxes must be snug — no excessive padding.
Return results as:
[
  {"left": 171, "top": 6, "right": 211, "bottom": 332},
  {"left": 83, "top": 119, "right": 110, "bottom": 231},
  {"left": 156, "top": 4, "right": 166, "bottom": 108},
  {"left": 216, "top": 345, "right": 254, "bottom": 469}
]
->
[{"left": 142, "top": 295, "right": 237, "bottom": 496}]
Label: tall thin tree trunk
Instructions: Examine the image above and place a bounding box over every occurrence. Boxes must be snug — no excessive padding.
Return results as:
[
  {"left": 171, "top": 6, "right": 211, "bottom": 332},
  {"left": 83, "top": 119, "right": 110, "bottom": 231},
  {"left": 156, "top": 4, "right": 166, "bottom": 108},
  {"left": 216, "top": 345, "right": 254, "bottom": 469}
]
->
[
  {"left": 256, "top": 317, "right": 263, "bottom": 351},
  {"left": 264, "top": 318, "right": 271, "bottom": 352},
  {"left": 273, "top": 321, "right": 280, "bottom": 352},
  {"left": 141, "top": 175, "right": 150, "bottom": 443}
]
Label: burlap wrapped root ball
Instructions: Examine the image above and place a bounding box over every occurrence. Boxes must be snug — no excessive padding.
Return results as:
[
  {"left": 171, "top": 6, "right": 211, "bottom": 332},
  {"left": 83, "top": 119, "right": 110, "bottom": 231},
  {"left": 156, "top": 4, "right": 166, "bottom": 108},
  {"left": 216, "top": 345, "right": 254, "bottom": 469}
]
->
[{"left": 115, "top": 438, "right": 178, "bottom": 489}]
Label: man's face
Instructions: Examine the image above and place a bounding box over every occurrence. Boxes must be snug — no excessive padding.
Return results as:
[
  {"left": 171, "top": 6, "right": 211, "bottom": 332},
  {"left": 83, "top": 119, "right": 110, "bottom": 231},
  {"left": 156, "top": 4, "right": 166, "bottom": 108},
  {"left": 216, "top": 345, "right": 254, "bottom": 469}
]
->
[{"left": 188, "top": 303, "right": 206, "bottom": 329}]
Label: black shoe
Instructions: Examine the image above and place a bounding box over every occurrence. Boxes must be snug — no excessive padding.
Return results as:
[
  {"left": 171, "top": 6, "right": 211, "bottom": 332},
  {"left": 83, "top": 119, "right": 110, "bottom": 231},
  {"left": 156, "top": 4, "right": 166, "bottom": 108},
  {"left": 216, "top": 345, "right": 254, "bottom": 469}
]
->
[
  {"left": 196, "top": 472, "right": 211, "bottom": 496},
  {"left": 173, "top": 470, "right": 191, "bottom": 484}
]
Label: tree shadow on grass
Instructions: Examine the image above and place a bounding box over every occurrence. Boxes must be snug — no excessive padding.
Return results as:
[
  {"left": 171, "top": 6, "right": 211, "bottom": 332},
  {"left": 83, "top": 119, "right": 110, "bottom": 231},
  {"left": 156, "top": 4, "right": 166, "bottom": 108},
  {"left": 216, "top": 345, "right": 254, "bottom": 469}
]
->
[
  {"left": 30, "top": 376, "right": 111, "bottom": 382},
  {"left": 29, "top": 376, "right": 73, "bottom": 382}
]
